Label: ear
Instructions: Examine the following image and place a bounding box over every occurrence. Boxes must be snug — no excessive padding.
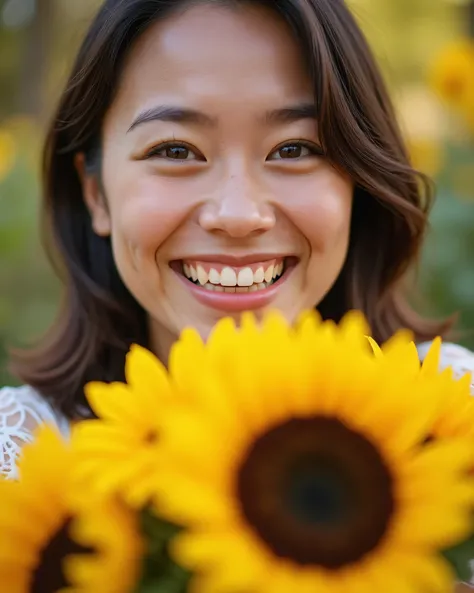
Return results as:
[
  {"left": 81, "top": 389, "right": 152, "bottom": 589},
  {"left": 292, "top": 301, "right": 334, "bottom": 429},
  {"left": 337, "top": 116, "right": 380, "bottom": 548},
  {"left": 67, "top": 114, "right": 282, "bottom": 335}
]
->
[{"left": 74, "top": 152, "right": 111, "bottom": 237}]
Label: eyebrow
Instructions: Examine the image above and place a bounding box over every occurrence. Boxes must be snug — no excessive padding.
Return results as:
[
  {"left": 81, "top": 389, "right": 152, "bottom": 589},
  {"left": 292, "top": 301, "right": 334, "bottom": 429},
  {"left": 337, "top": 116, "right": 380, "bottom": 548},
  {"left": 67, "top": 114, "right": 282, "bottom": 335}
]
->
[
  {"left": 127, "top": 102, "right": 317, "bottom": 133},
  {"left": 264, "top": 103, "right": 317, "bottom": 124},
  {"left": 127, "top": 106, "right": 217, "bottom": 132}
]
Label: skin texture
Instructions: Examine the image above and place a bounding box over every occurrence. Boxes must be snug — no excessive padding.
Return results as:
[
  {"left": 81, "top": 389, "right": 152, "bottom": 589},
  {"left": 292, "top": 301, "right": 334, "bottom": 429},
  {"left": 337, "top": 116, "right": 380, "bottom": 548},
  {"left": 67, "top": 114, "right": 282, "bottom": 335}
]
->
[{"left": 80, "top": 3, "right": 353, "bottom": 363}]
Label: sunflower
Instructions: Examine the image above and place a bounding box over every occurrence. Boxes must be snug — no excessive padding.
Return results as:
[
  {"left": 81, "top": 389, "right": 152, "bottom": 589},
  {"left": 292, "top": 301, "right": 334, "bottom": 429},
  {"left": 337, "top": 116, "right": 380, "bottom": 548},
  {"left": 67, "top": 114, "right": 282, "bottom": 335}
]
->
[
  {"left": 152, "top": 310, "right": 474, "bottom": 593},
  {"left": 430, "top": 39, "right": 474, "bottom": 130},
  {"left": 430, "top": 40, "right": 474, "bottom": 106},
  {"left": 0, "top": 426, "right": 143, "bottom": 593},
  {"left": 72, "top": 344, "right": 173, "bottom": 507}
]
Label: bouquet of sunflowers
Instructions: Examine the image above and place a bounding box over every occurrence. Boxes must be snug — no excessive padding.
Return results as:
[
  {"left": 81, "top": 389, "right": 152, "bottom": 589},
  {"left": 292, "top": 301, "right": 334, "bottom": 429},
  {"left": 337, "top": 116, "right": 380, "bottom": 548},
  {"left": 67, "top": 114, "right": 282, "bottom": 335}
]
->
[{"left": 2, "top": 310, "right": 474, "bottom": 593}]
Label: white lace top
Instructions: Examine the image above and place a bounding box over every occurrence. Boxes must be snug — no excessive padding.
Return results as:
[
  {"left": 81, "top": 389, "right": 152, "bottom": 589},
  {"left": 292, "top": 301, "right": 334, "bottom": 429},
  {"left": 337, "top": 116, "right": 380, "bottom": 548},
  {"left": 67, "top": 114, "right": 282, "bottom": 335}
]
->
[{"left": 0, "top": 385, "right": 70, "bottom": 479}]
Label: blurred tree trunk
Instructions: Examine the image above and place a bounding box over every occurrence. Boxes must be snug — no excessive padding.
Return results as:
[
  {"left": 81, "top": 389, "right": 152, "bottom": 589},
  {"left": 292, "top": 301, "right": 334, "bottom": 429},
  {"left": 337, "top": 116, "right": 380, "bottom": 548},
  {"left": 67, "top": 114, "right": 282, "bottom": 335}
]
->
[{"left": 17, "top": 0, "right": 55, "bottom": 120}]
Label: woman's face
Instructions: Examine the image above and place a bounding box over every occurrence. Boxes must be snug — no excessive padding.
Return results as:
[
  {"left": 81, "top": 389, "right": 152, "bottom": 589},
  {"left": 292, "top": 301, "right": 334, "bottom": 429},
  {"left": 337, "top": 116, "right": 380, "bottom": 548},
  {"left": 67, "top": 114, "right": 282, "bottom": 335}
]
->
[{"left": 82, "top": 2, "right": 353, "bottom": 360}]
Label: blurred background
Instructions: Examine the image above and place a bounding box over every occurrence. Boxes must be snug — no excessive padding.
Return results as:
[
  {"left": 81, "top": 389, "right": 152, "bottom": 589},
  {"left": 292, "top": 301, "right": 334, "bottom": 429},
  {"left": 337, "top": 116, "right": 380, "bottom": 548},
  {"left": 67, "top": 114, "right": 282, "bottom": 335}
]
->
[{"left": 0, "top": 0, "right": 473, "bottom": 385}]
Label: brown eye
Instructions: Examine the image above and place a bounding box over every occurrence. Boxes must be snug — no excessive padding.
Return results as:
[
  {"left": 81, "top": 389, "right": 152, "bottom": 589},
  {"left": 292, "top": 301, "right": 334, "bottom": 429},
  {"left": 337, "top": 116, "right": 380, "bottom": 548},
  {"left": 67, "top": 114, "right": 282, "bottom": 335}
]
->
[
  {"left": 165, "top": 146, "right": 190, "bottom": 160},
  {"left": 146, "top": 142, "right": 204, "bottom": 161},
  {"left": 268, "top": 142, "right": 321, "bottom": 161},
  {"left": 278, "top": 145, "right": 305, "bottom": 159}
]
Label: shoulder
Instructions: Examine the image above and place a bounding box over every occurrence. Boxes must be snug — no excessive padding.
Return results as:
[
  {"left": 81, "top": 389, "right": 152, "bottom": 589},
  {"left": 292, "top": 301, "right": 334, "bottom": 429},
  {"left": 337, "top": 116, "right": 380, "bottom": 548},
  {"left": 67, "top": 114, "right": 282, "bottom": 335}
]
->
[
  {"left": 417, "top": 341, "right": 474, "bottom": 394},
  {"left": 0, "top": 385, "right": 70, "bottom": 479}
]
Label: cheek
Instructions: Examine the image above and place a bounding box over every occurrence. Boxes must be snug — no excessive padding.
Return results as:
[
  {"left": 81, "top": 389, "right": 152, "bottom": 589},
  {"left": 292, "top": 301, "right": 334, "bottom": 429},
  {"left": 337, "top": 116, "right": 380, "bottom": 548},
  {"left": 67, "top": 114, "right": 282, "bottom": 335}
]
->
[
  {"left": 107, "top": 175, "right": 189, "bottom": 255},
  {"left": 276, "top": 169, "right": 353, "bottom": 253}
]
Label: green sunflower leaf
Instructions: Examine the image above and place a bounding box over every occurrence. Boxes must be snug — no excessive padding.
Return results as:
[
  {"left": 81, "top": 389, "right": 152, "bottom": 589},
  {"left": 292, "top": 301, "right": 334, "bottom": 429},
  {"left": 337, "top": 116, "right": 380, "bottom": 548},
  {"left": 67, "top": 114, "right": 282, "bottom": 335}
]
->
[
  {"left": 443, "top": 533, "right": 474, "bottom": 584},
  {"left": 136, "top": 508, "right": 191, "bottom": 593},
  {"left": 137, "top": 564, "right": 190, "bottom": 593}
]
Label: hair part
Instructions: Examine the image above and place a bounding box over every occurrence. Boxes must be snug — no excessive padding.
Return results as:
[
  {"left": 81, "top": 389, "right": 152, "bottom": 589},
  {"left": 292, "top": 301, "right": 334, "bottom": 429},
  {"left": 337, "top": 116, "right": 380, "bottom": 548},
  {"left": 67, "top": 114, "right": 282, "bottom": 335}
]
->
[{"left": 10, "top": 0, "right": 452, "bottom": 418}]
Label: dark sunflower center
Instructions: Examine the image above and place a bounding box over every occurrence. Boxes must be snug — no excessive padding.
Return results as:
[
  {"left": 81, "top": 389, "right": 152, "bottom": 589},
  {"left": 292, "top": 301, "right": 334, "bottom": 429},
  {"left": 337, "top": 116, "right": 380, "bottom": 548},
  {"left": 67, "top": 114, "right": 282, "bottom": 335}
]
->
[
  {"left": 236, "top": 417, "right": 394, "bottom": 569},
  {"left": 285, "top": 458, "right": 351, "bottom": 526},
  {"left": 31, "top": 517, "right": 94, "bottom": 593}
]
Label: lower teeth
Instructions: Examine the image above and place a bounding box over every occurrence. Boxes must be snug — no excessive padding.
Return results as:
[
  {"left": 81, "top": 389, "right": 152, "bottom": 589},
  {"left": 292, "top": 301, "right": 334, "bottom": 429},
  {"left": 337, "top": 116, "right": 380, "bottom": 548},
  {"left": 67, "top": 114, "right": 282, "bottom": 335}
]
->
[{"left": 203, "top": 281, "right": 269, "bottom": 292}]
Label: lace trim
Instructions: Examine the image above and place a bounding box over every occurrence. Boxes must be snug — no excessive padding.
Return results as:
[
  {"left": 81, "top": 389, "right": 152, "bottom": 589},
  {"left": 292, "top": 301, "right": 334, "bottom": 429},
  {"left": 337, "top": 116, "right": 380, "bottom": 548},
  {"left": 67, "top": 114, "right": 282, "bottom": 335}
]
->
[{"left": 0, "top": 385, "right": 69, "bottom": 479}]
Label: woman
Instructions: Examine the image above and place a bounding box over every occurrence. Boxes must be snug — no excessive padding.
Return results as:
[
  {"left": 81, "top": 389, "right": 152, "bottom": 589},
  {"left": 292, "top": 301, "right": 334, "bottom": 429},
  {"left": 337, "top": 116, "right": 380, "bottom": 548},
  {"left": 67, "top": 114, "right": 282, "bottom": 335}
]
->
[{"left": 1, "top": 0, "right": 473, "bottom": 529}]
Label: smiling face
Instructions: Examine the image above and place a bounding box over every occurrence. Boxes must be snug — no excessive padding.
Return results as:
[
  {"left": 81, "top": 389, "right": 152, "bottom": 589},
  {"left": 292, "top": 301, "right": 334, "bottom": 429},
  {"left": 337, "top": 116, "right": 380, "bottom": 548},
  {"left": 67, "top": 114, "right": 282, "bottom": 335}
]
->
[{"left": 81, "top": 2, "right": 353, "bottom": 361}]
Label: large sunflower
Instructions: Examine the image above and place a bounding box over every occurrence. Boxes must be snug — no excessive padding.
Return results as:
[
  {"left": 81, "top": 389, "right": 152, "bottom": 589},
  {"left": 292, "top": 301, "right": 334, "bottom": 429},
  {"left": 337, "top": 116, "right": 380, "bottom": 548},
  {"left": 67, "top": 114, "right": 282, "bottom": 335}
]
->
[
  {"left": 153, "top": 311, "right": 474, "bottom": 593},
  {"left": 73, "top": 344, "right": 173, "bottom": 507},
  {"left": 0, "top": 426, "right": 143, "bottom": 593}
]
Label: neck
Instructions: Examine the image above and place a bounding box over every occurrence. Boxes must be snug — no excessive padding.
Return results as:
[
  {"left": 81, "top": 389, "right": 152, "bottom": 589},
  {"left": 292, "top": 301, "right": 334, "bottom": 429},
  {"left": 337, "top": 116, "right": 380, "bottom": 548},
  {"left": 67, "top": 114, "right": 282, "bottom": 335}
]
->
[{"left": 147, "top": 317, "right": 177, "bottom": 368}]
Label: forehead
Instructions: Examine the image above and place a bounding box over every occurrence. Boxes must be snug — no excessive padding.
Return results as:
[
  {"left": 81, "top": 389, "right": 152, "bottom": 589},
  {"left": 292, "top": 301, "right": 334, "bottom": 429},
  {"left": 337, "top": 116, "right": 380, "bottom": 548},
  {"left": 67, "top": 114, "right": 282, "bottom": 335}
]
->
[{"left": 112, "top": 3, "right": 313, "bottom": 116}]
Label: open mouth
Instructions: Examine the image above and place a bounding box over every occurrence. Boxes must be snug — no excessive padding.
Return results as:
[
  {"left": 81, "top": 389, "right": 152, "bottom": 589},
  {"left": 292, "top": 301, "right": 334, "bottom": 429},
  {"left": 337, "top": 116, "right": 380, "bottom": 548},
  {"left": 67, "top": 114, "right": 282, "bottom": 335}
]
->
[{"left": 176, "top": 257, "right": 294, "bottom": 293}]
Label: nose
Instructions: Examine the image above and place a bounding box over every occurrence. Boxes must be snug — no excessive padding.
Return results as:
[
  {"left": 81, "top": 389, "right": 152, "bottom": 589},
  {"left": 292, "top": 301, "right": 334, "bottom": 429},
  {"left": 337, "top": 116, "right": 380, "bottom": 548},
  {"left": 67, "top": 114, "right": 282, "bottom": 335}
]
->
[{"left": 199, "top": 174, "right": 276, "bottom": 238}]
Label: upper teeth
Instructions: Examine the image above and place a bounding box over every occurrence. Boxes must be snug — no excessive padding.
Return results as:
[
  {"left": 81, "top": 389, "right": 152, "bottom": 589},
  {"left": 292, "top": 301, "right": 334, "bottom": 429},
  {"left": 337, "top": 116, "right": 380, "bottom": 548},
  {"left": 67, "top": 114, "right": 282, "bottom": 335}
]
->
[{"left": 183, "top": 262, "right": 284, "bottom": 287}]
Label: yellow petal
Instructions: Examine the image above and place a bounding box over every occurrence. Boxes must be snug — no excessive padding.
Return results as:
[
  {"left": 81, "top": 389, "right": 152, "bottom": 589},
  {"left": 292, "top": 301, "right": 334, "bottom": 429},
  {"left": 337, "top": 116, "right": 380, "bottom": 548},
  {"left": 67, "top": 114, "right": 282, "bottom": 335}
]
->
[
  {"left": 420, "top": 336, "right": 443, "bottom": 377},
  {"left": 367, "top": 336, "right": 383, "bottom": 357},
  {"left": 172, "top": 529, "right": 267, "bottom": 585},
  {"left": 338, "top": 309, "right": 371, "bottom": 349},
  {"left": 125, "top": 344, "right": 173, "bottom": 410},
  {"left": 155, "top": 475, "right": 236, "bottom": 525},
  {"left": 84, "top": 382, "right": 135, "bottom": 423}
]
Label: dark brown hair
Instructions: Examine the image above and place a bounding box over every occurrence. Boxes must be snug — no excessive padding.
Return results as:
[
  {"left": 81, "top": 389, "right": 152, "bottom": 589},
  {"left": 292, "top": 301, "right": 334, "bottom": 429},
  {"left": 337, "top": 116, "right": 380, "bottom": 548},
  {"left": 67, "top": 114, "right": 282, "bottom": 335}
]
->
[{"left": 11, "top": 0, "right": 450, "bottom": 418}]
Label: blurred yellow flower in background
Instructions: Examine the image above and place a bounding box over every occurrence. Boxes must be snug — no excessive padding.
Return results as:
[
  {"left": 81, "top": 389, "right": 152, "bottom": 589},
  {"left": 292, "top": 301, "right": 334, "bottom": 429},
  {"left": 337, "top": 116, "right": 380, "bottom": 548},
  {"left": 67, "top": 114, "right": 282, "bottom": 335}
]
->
[
  {"left": 396, "top": 86, "right": 445, "bottom": 177},
  {"left": 430, "top": 39, "right": 474, "bottom": 132},
  {"left": 3, "top": 115, "right": 42, "bottom": 172},
  {"left": 0, "top": 128, "right": 17, "bottom": 182},
  {"left": 407, "top": 137, "right": 444, "bottom": 176}
]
